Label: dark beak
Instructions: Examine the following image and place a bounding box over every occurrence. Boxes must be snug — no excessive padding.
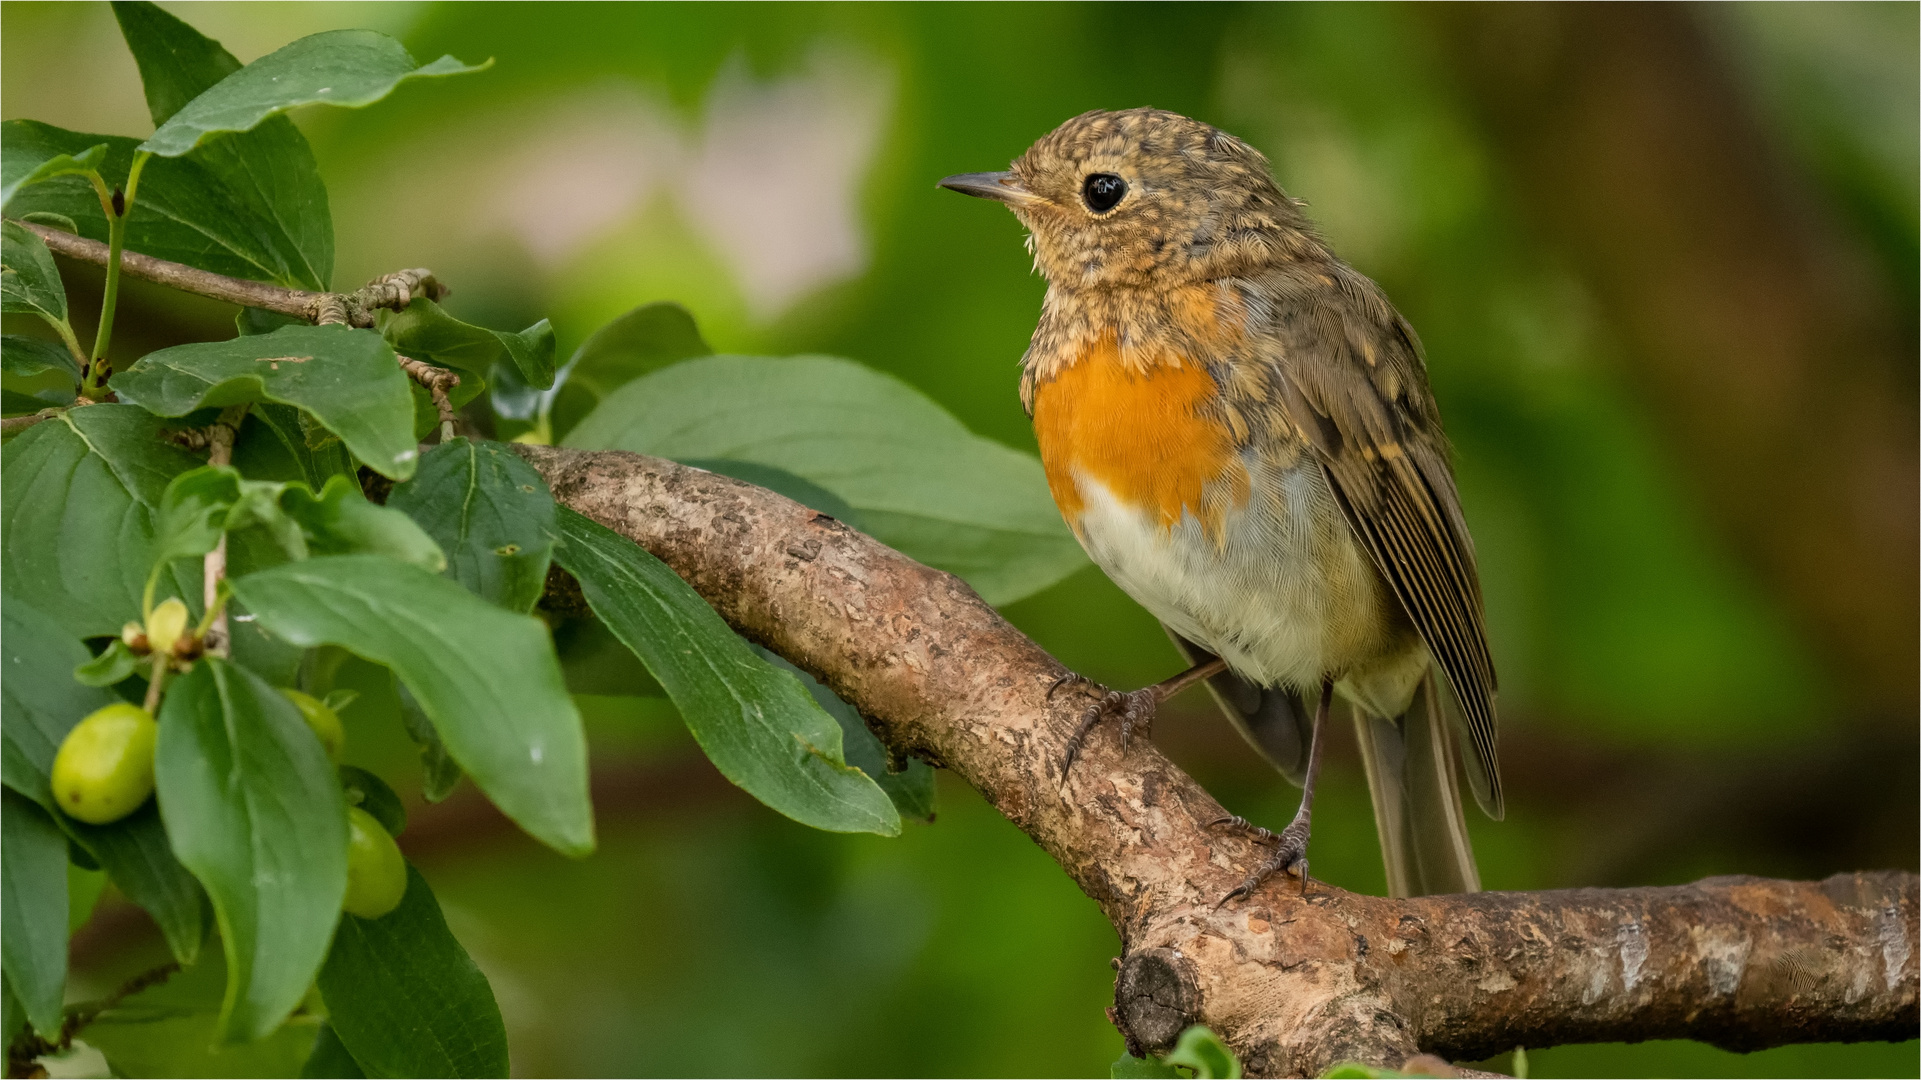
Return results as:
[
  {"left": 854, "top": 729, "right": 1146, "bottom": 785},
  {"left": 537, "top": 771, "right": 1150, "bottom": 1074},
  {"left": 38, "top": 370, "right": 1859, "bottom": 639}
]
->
[{"left": 937, "top": 171, "right": 1034, "bottom": 204}]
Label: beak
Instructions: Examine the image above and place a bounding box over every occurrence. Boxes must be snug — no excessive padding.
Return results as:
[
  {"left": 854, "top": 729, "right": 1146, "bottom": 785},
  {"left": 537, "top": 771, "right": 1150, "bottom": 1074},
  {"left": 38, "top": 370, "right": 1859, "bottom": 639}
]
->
[{"left": 938, "top": 171, "right": 1033, "bottom": 204}]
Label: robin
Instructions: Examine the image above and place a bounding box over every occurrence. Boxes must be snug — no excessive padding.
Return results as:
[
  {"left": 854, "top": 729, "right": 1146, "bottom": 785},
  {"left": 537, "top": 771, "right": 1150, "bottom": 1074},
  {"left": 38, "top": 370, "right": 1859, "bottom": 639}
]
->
[{"left": 940, "top": 108, "right": 1501, "bottom": 900}]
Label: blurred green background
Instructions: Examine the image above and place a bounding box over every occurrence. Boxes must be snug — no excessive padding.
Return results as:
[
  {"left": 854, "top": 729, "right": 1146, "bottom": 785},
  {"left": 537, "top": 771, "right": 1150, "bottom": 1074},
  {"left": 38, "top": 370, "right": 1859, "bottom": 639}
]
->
[{"left": 7, "top": 2, "right": 1917, "bottom": 1076}]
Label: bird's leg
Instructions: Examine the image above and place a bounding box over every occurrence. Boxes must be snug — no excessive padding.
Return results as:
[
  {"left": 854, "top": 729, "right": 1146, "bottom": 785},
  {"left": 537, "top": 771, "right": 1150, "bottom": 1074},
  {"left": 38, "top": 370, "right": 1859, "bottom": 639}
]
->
[
  {"left": 1216, "top": 677, "right": 1334, "bottom": 904},
  {"left": 1058, "top": 657, "right": 1227, "bottom": 786}
]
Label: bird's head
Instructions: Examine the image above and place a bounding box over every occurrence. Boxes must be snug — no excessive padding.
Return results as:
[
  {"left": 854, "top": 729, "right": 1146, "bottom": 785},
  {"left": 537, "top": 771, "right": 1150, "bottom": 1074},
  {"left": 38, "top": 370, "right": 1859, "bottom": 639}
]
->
[{"left": 940, "top": 108, "right": 1319, "bottom": 291}]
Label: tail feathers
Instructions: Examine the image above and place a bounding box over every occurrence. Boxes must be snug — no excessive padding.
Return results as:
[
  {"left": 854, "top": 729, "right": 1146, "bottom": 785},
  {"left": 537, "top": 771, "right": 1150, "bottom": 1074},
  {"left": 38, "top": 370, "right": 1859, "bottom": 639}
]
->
[
  {"left": 1166, "top": 629, "right": 1313, "bottom": 787},
  {"left": 1353, "top": 671, "right": 1480, "bottom": 897}
]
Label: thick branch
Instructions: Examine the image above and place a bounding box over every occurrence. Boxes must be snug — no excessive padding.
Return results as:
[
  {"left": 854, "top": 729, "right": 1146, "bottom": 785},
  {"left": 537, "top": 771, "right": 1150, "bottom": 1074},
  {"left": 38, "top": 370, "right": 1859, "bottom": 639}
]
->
[{"left": 518, "top": 445, "right": 1919, "bottom": 1077}]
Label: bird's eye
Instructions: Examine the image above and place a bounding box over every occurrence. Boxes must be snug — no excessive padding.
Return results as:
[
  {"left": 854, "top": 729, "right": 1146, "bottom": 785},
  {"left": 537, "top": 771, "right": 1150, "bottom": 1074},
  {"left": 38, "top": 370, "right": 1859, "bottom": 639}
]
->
[{"left": 1082, "top": 173, "right": 1127, "bottom": 213}]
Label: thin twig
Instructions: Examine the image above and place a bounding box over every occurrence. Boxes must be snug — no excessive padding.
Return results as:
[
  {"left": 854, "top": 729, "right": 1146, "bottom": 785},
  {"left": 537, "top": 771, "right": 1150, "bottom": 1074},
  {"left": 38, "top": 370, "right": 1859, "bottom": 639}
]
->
[
  {"left": 4, "top": 962, "right": 179, "bottom": 1078},
  {"left": 10, "top": 219, "right": 446, "bottom": 328},
  {"left": 397, "top": 354, "right": 461, "bottom": 442},
  {"left": 0, "top": 410, "right": 60, "bottom": 436},
  {"left": 201, "top": 404, "right": 248, "bottom": 657}
]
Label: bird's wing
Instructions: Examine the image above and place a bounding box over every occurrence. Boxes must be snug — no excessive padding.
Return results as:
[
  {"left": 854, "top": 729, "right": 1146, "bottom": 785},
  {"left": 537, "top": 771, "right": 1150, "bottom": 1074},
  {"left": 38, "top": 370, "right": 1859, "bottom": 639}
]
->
[{"left": 1258, "top": 267, "right": 1502, "bottom": 818}]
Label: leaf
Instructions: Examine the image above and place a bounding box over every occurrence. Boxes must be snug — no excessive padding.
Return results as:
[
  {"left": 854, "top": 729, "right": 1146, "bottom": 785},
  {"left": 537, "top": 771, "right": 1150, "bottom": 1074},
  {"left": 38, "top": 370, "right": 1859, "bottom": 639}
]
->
[
  {"left": 0, "top": 598, "right": 112, "bottom": 809},
  {"left": 111, "top": 0, "right": 333, "bottom": 289},
  {"left": 2, "top": 121, "right": 328, "bottom": 291},
  {"left": 74, "top": 640, "right": 143, "bottom": 687},
  {"left": 282, "top": 475, "right": 446, "bottom": 570},
  {"left": 86, "top": 1007, "right": 320, "bottom": 1079},
  {"left": 230, "top": 555, "right": 593, "bottom": 856},
  {"left": 154, "top": 464, "right": 249, "bottom": 568},
  {"left": 62, "top": 803, "right": 206, "bottom": 964},
  {"left": 531, "top": 301, "right": 708, "bottom": 438},
  {"left": 140, "top": 30, "right": 489, "bottom": 158},
  {"left": 760, "top": 648, "right": 935, "bottom": 823},
  {"left": 551, "top": 506, "right": 899, "bottom": 836},
  {"left": 1112, "top": 1053, "right": 1184, "bottom": 1079},
  {"left": 2, "top": 334, "right": 80, "bottom": 378},
  {"left": 1, "top": 404, "right": 204, "bottom": 639},
  {"left": 111, "top": 324, "right": 420, "bottom": 480},
  {"left": 0, "top": 141, "right": 106, "bottom": 206},
  {"left": 1, "top": 789, "right": 69, "bottom": 1037},
  {"left": 232, "top": 402, "right": 355, "bottom": 490},
  {"left": 387, "top": 439, "right": 554, "bottom": 612},
  {"left": 301, "top": 1024, "right": 367, "bottom": 1079},
  {"left": 2, "top": 220, "right": 68, "bottom": 326},
  {"left": 382, "top": 298, "right": 555, "bottom": 391},
  {"left": 1, "top": 975, "right": 21, "bottom": 1048},
  {"left": 338, "top": 766, "right": 405, "bottom": 838},
  {"left": 395, "top": 682, "right": 462, "bottom": 803},
  {"left": 565, "top": 355, "right": 1087, "bottom": 605},
  {"left": 155, "top": 658, "right": 347, "bottom": 1043},
  {"left": 0, "top": 601, "right": 207, "bottom": 964},
  {"left": 67, "top": 863, "right": 105, "bottom": 934},
  {"left": 1164, "top": 1026, "right": 1242, "bottom": 1080},
  {"left": 317, "top": 865, "right": 508, "bottom": 1079}
]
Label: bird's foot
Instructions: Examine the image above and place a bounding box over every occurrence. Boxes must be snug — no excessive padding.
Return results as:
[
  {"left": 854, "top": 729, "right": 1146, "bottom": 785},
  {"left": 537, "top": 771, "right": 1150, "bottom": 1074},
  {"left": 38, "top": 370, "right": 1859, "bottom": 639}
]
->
[
  {"left": 1059, "top": 686, "right": 1161, "bottom": 788},
  {"left": 1214, "top": 815, "right": 1313, "bottom": 906}
]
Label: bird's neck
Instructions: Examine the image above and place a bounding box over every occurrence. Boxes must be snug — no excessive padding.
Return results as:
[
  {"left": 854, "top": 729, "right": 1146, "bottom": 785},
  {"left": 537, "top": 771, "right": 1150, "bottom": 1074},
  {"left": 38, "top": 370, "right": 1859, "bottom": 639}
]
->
[{"left": 1019, "top": 281, "right": 1248, "bottom": 415}]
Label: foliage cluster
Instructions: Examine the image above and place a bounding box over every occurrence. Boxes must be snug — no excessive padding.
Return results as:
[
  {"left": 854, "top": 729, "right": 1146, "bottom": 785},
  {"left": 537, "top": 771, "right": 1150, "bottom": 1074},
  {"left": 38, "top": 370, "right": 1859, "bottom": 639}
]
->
[{"left": 0, "top": 5, "right": 1087, "bottom": 1075}]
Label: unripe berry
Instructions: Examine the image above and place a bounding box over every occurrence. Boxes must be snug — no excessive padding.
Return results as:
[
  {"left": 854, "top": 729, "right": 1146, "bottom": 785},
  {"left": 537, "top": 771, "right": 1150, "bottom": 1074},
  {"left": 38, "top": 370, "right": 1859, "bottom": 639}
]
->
[
  {"left": 145, "top": 597, "right": 190, "bottom": 656},
  {"left": 342, "top": 806, "right": 406, "bottom": 919},
  {"left": 280, "top": 689, "right": 345, "bottom": 761},
  {"left": 52, "top": 703, "right": 157, "bottom": 824}
]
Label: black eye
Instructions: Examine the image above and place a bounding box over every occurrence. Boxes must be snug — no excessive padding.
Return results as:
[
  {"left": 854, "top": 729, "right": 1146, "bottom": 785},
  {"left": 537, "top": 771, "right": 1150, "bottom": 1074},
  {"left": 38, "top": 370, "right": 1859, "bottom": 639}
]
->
[{"left": 1082, "top": 173, "right": 1127, "bottom": 213}]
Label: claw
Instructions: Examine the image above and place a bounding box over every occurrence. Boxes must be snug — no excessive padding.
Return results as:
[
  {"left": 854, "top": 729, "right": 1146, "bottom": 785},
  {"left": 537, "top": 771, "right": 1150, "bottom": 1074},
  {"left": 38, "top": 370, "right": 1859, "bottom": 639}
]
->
[
  {"left": 1058, "top": 687, "right": 1158, "bottom": 791},
  {"left": 1046, "top": 672, "right": 1083, "bottom": 701}
]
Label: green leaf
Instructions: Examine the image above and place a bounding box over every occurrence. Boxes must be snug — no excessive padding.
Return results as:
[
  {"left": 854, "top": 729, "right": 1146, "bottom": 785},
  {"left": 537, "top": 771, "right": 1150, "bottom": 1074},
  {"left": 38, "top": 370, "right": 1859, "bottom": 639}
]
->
[
  {"left": 1165, "top": 1026, "right": 1242, "bottom": 1080},
  {"left": 533, "top": 301, "right": 709, "bottom": 439},
  {"left": 551, "top": 506, "right": 899, "bottom": 836},
  {"left": 230, "top": 555, "right": 593, "bottom": 856},
  {"left": 318, "top": 865, "right": 508, "bottom": 1079},
  {"left": 75, "top": 640, "right": 143, "bottom": 687},
  {"left": 565, "top": 355, "right": 1086, "bottom": 605},
  {"left": 2, "top": 334, "right": 80, "bottom": 378},
  {"left": 301, "top": 1024, "right": 367, "bottom": 1079},
  {"left": 387, "top": 439, "right": 554, "bottom": 612},
  {"left": 154, "top": 464, "right": 249, "bottom": 567},
  {"left": 395, "top": 681, "right": 462, "bottom": 803},
  {"left": 155, "top": 658, "right": 347, "bottom": 1043},
  {"left": 338, "top": 766, "right": 405, "bottom": 838},
  {"left": 2, "top": 121, "right": 327, "bottom": 291},
  {"left": 86, "top": 1007, "right": 320, "bottom": 1079},
  {"left": 140, "top": 30, "right": 489, "bottom": 158},
  {"left": 2, "top": 220, "right": 68, "bottom": 326},
  {"left": 2, "top": 404, "right": 204, "bottom": 640},
  {"left": 0, "top": 599, "right": 112, "bottom": 809},
  {"left": 0, "top": 601, "right": 207, "bottom": 963},
  {"left": 0, "top": 141, "right": 105, "bottom": 206},
  {"left": 2, "top": 974, "right": 22, "bottom": 1048},
  {"left": 382, "top": 298, "right": 555, "bottom": 391},
  {"left": 63, "top": 804, "right": 207, "bottom": 965},
  {"left": 282, "top": 475, "right": 446, "bottom": 570},
  {"left": 111, "top": 324, "right": 420, "bottom": 480},
  {"left": 232, "top": 402, "right": 355, "bottom": 490},
  {"left": 1112, "top": 1053, "right": 1184, "bottom": 1079},
  {"left": 111, "top": 0, "right": 333, "bottom": 289},
  {"left": 67, "top": 862, "right": 105, "bottom": 934},
  {"left": 1, "top": 789, "right": 69, "bottom": 1037},
  {"left": 760, "top": 648, "right": 935, "bottom": 823}
]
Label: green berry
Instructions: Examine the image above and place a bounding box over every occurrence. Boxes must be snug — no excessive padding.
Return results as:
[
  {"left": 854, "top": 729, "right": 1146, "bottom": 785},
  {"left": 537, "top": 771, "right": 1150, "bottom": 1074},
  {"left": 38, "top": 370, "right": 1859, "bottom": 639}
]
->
[
  {"left": 52, "top": 703, "right": 157, "bottom": 825},
  {"left": 281, "top": 689, "right": 345, "bottom": 761},
  {"left": 342, "top": 806, "right": 407, "bottom": 919}
]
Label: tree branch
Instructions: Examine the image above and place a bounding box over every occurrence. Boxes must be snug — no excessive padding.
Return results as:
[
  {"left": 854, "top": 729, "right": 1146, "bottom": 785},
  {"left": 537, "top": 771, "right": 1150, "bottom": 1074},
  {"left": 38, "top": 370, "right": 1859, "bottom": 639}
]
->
[
  {"left": 516, "top": 444, "right": 1919, "bottom": 1077},
  {"left": 12, "top": 219, "right": 445, "bottom": 328}
]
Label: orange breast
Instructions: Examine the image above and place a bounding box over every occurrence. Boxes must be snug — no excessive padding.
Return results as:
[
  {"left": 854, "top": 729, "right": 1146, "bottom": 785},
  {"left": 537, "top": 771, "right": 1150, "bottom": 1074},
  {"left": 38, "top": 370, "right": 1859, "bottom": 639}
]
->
[{"left": 1032, "top": 335, "right": 1243, "bottom": 537}]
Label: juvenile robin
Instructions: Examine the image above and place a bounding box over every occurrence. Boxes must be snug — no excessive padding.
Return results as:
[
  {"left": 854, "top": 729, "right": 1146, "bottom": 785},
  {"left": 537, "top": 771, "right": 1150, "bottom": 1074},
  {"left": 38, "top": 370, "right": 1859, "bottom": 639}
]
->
[{"left": 941, "top": 108, "right": 1501, "bottom": 900}]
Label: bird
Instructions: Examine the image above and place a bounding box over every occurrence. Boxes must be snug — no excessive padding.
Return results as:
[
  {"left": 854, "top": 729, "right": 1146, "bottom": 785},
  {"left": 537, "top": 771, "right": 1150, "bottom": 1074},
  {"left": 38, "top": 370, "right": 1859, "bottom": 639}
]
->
[{"left": 940, "top": 108, "right": 1501, "bottom": 901}]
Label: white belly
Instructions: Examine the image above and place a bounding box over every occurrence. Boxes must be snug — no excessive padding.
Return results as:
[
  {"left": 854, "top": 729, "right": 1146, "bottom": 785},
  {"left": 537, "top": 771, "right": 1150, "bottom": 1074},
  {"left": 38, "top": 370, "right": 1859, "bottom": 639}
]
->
[{"left": 1070, "top": 457, "right": 1409, "bottom": 699}]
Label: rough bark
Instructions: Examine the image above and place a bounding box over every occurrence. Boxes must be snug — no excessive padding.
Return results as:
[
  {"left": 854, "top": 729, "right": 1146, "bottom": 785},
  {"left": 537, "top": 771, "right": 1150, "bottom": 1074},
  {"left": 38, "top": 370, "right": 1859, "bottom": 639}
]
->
[{"left": 518, "top": 444, "right": 1920, "bottom": 1077}]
